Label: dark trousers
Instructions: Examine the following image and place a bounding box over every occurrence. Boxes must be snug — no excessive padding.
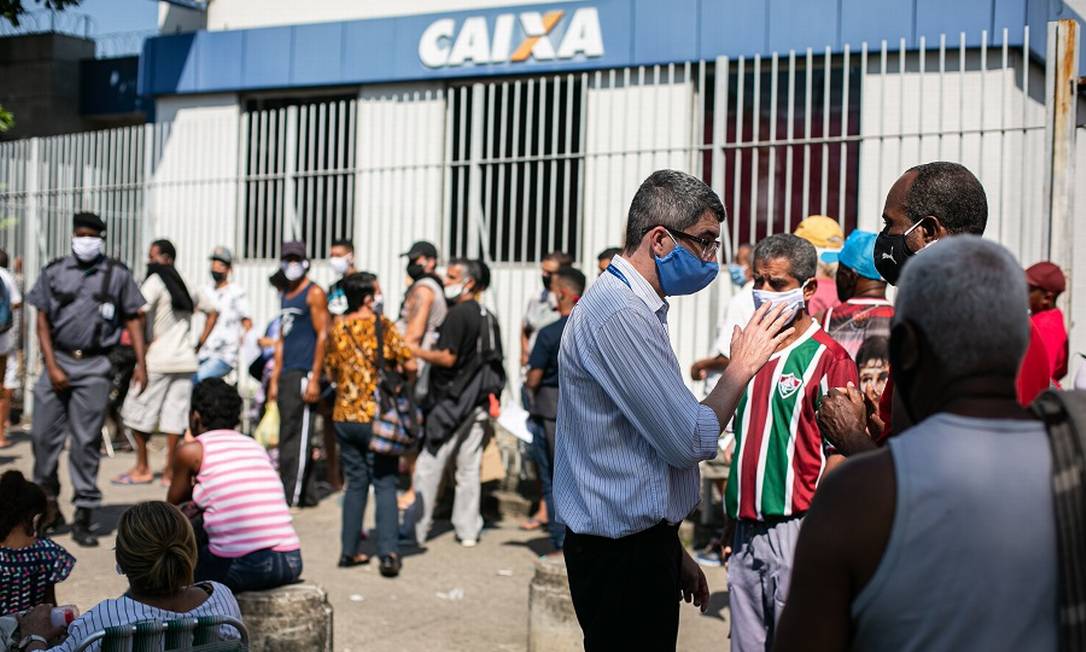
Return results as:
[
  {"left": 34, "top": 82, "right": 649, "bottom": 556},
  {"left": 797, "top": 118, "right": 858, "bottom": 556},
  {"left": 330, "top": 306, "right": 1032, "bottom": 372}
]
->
[
  {"left": 563, "top": 521, "right": 682, "bottom": 651},
  {"left": 32, "top": 353, "right": 112, "bottom": 509},
  {"left": 528, "top": 416, "right": 565, "bottom": 549},
  {"left": 196, "top": 545, "right": 303, "bottom": 593},
  {"left": 334, "top": 421, "right": 399, "bottom": 558},
  {"left": 276, "top": 369, "right": 317, "bottom": 507}
]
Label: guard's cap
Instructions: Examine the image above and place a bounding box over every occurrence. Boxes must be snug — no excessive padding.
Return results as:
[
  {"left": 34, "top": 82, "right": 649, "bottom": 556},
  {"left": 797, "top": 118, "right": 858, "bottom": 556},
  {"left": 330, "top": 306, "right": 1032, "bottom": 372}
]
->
[
  {"left": 210, "top": 246, "right": 234, "bottom": 265},
  {"left": 1026, "top": 261, "right": 1066, "bottom": 296},
  {"left": 73, "top": 212, "right": 106, "bottom": 233},
  {"left": 837, "top": 230, "right": 883, "bottom": 281},
  {"left": 281, "top": 241, "right": 307, "bottom": 260},
  {"left": 401, "top": 241, "right": 438, "bottom": 260}
]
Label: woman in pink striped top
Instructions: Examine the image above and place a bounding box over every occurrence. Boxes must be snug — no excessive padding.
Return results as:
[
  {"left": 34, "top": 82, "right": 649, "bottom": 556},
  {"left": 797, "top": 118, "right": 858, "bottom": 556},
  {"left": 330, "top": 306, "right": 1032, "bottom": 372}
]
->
[{"left": 167, "top": 378, "right": 302, "bottom": 592}]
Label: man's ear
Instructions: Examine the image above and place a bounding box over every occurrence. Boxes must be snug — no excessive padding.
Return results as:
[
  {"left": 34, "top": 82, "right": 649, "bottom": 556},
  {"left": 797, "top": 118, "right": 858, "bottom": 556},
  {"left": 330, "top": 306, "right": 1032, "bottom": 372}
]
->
[
  {"left": 889, "top": 321, "right": 921, "bottom": 373},
  {"left": 922, "top": 216, "right": 949, "bottom": 244},
  {"left": 646, "top": 226, "right": 669, "bottom": 256},
  {"left": 802, "top": 277, "right": 818, "bottom": 302}
]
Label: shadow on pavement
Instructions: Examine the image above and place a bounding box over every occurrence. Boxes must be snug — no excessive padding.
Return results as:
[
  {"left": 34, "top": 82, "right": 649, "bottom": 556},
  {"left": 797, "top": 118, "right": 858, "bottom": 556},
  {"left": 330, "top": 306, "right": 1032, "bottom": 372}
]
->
[
  {"left": 703, "top": 590, "right": 730, "bottom": 621},
  {"left": 93, "top": 503, "right": 138, "bottom": 538},
  {"left": 501, "top": 536, "right": 556, "bottom": 557}
]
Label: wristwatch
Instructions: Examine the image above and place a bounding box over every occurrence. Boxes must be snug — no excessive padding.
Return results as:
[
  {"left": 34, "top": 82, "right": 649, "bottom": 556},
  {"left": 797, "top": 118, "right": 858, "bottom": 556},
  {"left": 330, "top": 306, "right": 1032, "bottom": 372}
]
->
[{"left": 17, "top": 634, "right": 49, "bottom": 650}]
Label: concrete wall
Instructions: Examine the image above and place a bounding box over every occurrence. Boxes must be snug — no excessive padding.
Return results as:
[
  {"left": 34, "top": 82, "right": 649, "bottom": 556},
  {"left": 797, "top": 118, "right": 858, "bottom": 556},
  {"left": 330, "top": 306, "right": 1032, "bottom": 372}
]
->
[
  {"left": 0, "top": 33, "right": 96, "bottom": 140},
  {"left": 205, "top": 0, "right": 581, "bottom": 31}
]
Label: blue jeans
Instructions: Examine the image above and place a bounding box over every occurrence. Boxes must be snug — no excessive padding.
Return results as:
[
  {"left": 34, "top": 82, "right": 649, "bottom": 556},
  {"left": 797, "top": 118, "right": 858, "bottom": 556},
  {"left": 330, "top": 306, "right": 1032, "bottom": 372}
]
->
[
  {"left": 335, "top": 421, "right": 399, "bottom": 558},
  {"left": 528, "top": 416, "right": 564, "bottom": 549},
  {"left": 196, "top": 546, "right": 303, "bottom": 593},
  {"left": 195, "top": 357, "right": 233, "bottom": 383}
]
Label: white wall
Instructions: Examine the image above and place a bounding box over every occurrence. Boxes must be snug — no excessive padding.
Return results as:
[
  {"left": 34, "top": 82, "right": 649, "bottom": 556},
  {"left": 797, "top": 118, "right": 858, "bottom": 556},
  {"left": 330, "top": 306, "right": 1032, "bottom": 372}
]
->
[{"left": 206, "top": 0, "right": 581, "bottom": 31}]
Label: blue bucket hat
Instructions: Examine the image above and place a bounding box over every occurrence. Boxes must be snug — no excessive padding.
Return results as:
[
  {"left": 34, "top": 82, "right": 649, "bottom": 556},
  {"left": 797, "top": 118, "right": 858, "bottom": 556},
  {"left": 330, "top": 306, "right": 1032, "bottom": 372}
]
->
[{"left": 838, "top": 230, "right": 883, "bottom": 281}]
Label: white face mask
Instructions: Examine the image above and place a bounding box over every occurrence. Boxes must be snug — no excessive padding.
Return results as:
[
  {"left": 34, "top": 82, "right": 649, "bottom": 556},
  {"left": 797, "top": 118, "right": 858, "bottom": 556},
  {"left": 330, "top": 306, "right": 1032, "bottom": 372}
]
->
[
  {"left": 329, "top": 255, "right": 352, "bottom": 276},
  {"left": 444, "top": 283, "right": 464, "bottom": 301},
  {"left": 72, "top": 236, "right": 103, "bottom": 262},
  {"left": 282, "top": 261, "right": 307, "bottom": 282},
  {"left": 751, "top": 285, "right": 807, "bottom": 323}
]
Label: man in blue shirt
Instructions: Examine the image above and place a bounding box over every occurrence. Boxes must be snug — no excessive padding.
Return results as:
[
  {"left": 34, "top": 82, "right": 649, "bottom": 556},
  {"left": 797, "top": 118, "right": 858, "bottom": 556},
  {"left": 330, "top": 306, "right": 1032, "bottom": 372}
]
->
[
  {"left": 526, "top": 266, "right": 586, "bottom": 553},
  {"left": 554, "top": 169, "right": 793, "bottom": 650}
]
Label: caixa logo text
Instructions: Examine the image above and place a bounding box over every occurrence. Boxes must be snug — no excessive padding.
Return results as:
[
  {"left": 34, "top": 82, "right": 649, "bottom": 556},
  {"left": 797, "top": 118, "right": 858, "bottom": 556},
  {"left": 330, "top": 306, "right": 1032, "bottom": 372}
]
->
[{"left": 419, "top": 7, "right": 604, "bottom": 68}]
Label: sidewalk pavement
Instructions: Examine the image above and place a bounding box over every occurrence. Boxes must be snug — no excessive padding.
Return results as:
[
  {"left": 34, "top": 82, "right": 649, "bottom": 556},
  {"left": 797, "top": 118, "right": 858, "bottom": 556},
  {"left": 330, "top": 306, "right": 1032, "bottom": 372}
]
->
[{"left": 1, "top": 427, "right": 732, "bottom": 651}]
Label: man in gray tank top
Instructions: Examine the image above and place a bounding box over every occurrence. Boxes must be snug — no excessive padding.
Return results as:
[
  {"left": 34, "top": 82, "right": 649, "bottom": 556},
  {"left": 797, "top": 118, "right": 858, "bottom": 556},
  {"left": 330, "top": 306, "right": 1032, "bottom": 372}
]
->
[{"left": 774, "top": 236, "right": 1057, "bottom": 651}]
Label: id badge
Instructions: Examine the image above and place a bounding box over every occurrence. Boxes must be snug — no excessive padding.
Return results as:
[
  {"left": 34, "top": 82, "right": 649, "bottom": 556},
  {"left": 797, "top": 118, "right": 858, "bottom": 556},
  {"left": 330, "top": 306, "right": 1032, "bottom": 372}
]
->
[{"left": 99, "top": 302, "right": 115, "bottom": 321}]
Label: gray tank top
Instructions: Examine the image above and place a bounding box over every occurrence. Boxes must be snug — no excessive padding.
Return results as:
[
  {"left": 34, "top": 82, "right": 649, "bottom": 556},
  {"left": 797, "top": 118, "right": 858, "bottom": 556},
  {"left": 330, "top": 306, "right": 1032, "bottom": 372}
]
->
[{"left": 850, "top": 413, "right": 1057, "bottom": 652}]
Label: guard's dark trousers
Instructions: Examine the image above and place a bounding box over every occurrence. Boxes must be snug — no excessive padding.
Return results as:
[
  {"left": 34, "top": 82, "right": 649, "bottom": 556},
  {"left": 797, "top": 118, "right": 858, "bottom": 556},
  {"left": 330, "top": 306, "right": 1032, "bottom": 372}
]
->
[{"left": 563, "top": 521, "right": 683, "bottom": 651}]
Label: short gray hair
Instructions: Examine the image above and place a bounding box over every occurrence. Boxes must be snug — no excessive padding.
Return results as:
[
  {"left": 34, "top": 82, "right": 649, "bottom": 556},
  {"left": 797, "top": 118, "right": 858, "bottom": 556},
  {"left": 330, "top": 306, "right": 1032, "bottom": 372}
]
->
[
  {"left": 623, "top": 170, "right": 726, "bottom": 254},
  {"left": 752, "top": 234, "right": 817, "bottom": 283},
  {"left": 895, "top": 235, "right": 1028, "bottom": 378}
]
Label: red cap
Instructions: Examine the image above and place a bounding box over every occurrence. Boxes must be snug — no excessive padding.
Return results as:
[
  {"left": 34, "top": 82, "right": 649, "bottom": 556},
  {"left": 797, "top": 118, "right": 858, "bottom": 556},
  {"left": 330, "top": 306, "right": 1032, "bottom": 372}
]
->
[{"left": 1025, "top": 261, "right": 1066, "bottom": 295}]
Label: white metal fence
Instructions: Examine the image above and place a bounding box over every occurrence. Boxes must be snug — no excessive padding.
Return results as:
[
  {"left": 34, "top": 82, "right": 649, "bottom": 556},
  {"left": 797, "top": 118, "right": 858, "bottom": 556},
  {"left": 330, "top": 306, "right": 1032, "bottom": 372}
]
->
[{"left": 0, "top": 23, "right": 1078, "bottom": 402}]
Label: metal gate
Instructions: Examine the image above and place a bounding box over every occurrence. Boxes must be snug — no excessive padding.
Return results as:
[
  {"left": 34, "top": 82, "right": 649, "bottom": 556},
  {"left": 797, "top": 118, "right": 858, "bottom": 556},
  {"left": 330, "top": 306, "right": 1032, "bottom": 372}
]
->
[{"left": 0, "top": 21, "right": 1078, "bottom": 406}]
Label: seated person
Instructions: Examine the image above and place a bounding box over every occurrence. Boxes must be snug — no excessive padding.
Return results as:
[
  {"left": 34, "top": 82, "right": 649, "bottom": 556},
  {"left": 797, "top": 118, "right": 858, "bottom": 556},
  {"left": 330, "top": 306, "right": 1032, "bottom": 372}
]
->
[
  {"left": 1, "top": 471, "right": 75, "bottom": 615},
  {"left": 168, "top": 378, "right": 303, "bottom": 592},
  {"left": 15, "top": 501, "right": 242, "bottom": 651}
]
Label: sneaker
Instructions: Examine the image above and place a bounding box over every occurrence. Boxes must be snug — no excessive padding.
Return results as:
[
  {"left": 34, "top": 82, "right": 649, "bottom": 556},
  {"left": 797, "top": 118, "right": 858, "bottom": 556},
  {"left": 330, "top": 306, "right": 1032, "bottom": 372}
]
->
[
  {"left": 379, "top": 554, "right": 402, "bottom": 578},
  {"left": 459, "top": 538, "right": 478, "bottom": 548},
  {"left": 694, "top": 548, "right": 723, "bottom": 567}
]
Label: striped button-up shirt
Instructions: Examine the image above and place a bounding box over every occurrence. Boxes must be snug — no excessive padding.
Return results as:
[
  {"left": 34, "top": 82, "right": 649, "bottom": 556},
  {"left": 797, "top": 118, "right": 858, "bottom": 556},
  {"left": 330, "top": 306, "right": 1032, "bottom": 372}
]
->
[{"left": 554, "top": 254, "right": 721, "bottom": 538}]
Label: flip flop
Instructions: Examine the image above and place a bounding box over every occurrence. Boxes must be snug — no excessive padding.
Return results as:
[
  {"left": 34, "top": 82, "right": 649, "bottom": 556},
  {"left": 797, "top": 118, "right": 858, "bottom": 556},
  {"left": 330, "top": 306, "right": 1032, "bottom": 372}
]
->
[
  {"left": 519, "top": 518, "right": 548, "bottom": 531},
  {"left": 111, "top": 473, "right": 153, "bottom": 486}
]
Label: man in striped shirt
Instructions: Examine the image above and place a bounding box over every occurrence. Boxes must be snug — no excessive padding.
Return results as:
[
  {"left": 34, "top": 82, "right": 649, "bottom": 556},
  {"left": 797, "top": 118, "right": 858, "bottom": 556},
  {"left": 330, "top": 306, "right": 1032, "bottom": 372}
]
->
[
  {"left": 555, "top": 170, "right": 795, "bottom": 651},
  {"left": 724, "top": 233, "right": 858, "bottom": 652}
]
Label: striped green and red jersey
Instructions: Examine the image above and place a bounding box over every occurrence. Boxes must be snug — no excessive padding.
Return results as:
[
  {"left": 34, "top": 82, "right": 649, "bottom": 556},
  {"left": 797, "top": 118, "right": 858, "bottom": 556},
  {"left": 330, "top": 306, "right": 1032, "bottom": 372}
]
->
[{"left": 724, "top": 322, "right": 858, "bottom": 521}]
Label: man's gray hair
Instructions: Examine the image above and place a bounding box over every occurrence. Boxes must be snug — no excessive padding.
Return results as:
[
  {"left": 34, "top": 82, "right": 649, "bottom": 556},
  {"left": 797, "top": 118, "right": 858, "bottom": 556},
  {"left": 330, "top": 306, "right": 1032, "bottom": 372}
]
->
[
  {"left": 623, "top": 169, "right": 727, "bottom": 254},
  {"left": 895, "top": 235, "right": 1029, "bottom": 378},
  {"left": 752, "top": 233, "right": 817, "bottom": 283}
]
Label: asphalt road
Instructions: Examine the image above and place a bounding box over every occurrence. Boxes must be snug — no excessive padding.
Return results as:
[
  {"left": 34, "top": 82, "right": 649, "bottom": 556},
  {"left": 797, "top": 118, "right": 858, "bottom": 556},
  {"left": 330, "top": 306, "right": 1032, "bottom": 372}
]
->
[{"left": 2, "top": 426, "right": 732, "bottom": 651}]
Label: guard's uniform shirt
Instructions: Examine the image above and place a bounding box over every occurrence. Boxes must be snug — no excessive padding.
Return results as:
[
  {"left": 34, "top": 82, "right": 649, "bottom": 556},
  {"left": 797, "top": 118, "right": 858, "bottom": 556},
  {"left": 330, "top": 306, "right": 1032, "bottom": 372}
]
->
[
  {"left": 26, "top": 255, "right": 145, "bottom": 354},
  {"left": 26, "top": 254, "right": 145, "bottom": 510}
]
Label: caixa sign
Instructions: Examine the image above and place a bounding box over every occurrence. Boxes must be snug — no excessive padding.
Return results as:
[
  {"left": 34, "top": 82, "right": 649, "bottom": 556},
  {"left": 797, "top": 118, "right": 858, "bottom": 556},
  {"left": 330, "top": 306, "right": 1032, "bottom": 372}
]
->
[{"left": 419, "top": 7, "right": 604, "bottom": 69}]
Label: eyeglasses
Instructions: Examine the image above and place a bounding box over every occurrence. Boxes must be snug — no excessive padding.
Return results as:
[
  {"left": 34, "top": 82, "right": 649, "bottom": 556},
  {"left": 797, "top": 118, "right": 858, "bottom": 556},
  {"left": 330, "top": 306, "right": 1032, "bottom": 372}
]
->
[{"left": 663, "top": 227, "right": 721, "bottom": 262}]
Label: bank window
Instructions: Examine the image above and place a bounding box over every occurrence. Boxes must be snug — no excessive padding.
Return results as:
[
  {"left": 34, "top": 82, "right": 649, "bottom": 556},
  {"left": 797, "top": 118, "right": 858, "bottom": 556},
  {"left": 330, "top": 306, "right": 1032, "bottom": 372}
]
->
[
  {"left": 240, "top": 94, "right": 356, "bottom": 260},
  {"left": 447, "top": 75, "right": 584, "bottom": 262}
]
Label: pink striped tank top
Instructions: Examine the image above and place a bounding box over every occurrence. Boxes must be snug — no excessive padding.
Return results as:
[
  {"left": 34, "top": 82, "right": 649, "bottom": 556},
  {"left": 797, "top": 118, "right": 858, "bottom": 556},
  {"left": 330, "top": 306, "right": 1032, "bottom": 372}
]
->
[{"left": 193, "top": 430, "right": 301, "bottom": 558}]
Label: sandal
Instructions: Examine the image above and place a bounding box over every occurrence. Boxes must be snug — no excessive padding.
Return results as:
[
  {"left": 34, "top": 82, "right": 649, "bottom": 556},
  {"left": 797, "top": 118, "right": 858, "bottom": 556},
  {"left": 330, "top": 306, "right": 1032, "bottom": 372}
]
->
[
  {"left": 519, "top": 518, "right": 548, "bottom": 531},
  {"left": 337, "top": 554, "right": 370, "bottom": 568},
  {"left": 111, "top": 472, "right": 153, "bottom": 486}
]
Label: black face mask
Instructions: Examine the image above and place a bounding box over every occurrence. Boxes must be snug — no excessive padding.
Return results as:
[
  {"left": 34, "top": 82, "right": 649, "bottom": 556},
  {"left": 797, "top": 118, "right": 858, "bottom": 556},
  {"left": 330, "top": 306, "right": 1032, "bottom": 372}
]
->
[
  {"left": 873, "top": 219, "right": 928, "bottom": 286},
  {"left": 542, "top": 274, "right": 552, "bottom": 292},
  {"left": 407, "top": 262, "right": 426, "bottom": 281},
  {"left": 211, "top": 271, "right": 227, "bottom": 283}
]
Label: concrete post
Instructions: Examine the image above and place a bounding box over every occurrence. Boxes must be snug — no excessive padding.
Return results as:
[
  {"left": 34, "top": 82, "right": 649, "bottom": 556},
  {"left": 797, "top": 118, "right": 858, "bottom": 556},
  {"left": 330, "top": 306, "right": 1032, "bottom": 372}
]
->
[
  {"left": 528, "top": 556, "right": 582, "bottom": 652},
  {"left": 235, "top": 583, "right": 333, "bottom": 652}
]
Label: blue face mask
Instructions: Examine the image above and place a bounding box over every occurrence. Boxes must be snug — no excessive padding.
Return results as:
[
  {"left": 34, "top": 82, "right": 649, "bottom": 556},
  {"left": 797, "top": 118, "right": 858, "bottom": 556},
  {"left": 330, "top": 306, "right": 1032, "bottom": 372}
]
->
[
  {"left": 727, "top": 263, "right": 747, "bottom": 287},
  {"left": 655, "top": 233, "right": 719, "bottom": 296}
]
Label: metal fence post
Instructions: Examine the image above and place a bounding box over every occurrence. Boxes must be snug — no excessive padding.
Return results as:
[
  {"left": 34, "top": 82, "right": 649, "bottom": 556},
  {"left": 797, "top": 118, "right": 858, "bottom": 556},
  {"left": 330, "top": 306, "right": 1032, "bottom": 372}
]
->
[
  {"left": 1044, "top": 19, "right": 1080, "bottom": 367},
  {"left": 22, "top": 138, "right": 41, "bottom": 419},
  {"left": 467, "top": 83, "right": 486, "bottom": 260},
  {"left": 284, "top": 105, "right": 299, "bottom": 245}
]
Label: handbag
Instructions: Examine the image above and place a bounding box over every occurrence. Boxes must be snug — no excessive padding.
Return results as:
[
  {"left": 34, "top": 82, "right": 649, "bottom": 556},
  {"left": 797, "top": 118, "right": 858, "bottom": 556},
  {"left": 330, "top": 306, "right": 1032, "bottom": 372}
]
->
[{"left": 348, "top": 315, "right": 421, "bottom": 456}]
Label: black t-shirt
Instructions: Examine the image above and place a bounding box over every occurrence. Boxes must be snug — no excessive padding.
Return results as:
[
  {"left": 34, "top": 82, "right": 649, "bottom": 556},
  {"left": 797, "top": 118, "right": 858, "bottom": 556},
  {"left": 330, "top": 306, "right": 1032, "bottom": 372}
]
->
[
  {"left": 430, "top": 299, "right": 484, "bottom": 397},
  {"left": 528, "top": 315, "right": 566, "bottom": 388}
]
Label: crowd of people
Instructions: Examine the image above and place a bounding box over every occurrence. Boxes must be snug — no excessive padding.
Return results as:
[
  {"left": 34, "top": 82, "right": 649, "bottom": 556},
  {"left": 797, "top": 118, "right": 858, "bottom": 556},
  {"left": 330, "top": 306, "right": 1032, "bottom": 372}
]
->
[{"left": 0, "top": 158, "right": 1081, "bottom": 651}]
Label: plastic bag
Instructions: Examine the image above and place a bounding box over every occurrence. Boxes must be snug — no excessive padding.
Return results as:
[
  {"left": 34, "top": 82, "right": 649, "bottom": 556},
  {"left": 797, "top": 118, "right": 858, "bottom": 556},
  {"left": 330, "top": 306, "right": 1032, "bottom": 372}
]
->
[{"left": 254, "top": 402, "right": 280, "bottom": 449}]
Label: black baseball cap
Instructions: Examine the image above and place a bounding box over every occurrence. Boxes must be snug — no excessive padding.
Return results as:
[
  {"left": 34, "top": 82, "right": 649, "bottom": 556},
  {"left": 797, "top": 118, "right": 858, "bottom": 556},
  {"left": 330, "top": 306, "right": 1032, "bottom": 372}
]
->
[
  {"left": 401, "top": 241, "right": 438, "bottom": 260},
  {"left": 73, "top": 211, "right": 106, "bottom": 233},
  {"left": 281, "top": 240, "right": 307, "bottom": 260}
]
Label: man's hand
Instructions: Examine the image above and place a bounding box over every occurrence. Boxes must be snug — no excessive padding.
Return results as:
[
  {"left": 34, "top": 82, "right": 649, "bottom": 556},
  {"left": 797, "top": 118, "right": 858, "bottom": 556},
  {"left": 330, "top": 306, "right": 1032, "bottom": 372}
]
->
[
  {"left": 47, "top": 364, "right": 70, "bottom": 392},
  {"left": 679, "top": 550, "right": 710, "bottom": 612},
  {"left": 727, "top": 302, "right": 796, "bottom": 379},
  {"left": 690, "top": 359, "right": 710, "bottom": 381},
  {"left": 817, "top": 383, "right": 877, "bottom": 456},
  {"left": 302, "top": 378, "right": 320, "bottom": 404},
  {"left": 131, "top": 363, "right": 148, "bottom": 396},
  {"left": 268, "top": 380, "right": 279, "bottom": 402}
]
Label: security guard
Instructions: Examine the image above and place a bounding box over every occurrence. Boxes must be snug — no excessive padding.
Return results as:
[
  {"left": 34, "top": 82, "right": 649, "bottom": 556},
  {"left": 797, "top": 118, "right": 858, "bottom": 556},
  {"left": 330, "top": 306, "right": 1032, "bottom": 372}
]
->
[{"left": 27, "top": 212, "right": 147, "bottom": 547}]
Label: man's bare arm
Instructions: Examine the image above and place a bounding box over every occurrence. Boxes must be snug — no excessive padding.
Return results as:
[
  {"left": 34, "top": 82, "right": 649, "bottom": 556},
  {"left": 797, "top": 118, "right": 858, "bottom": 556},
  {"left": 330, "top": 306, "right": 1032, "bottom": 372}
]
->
[
  {"left": 403, "top": 285, "right": 434, "bottom": 349},
  {"left": 774, "top": 450, "right": 896, "bottom": 652}
]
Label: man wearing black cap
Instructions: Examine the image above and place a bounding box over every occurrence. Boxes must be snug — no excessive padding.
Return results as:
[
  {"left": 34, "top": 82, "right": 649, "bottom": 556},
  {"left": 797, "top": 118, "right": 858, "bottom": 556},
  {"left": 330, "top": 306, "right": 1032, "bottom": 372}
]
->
[
  {"left": 394, "top": 241, "right": 445, "bottom": 510},
  {"left": 196, "top": 246, "right": 252, "bottom": 381},
  {"left": 26, "top": 211, "right": 148, "bottom": 546},
  {"left": 269, "top": 240, "right": 329, "bottom": 507}
]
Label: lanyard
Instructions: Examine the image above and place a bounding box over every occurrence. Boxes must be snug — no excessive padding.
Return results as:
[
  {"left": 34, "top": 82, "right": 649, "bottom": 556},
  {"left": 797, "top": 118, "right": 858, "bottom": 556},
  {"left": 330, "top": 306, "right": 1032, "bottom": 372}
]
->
[{"left": 606, "top": 264, "right": 631, "bottom": 289}]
